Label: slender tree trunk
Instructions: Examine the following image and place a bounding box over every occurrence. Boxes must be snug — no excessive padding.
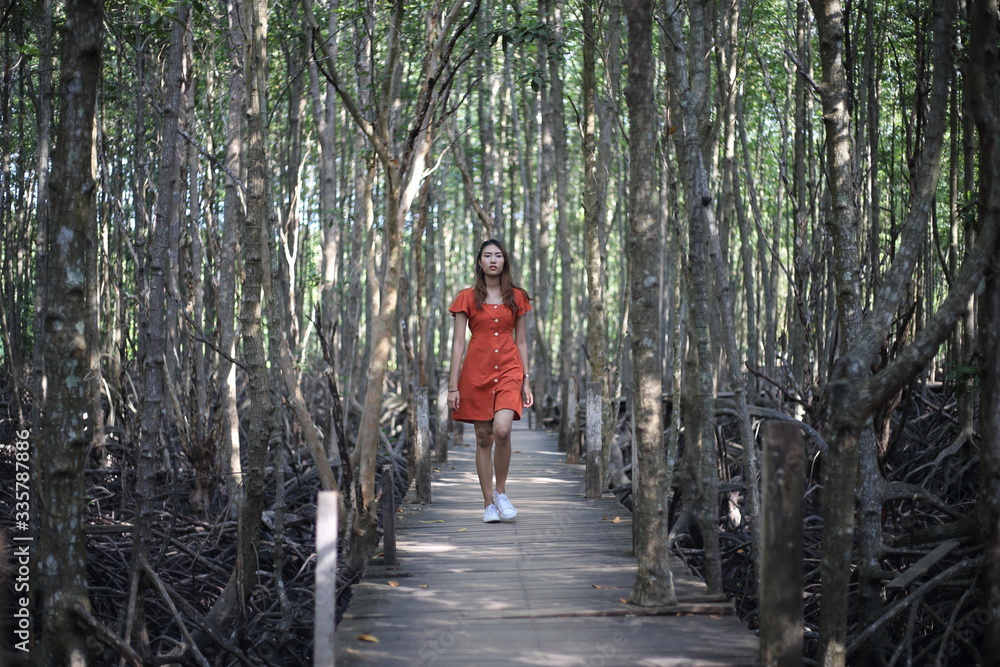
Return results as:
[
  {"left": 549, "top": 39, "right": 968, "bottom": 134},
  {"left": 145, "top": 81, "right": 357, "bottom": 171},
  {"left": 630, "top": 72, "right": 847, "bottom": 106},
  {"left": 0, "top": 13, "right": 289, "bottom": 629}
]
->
[
  {"left": 582, "top": 0, "right": 609, "bottom": 474},
  {"left": 812, "top": 0, "right": 959, "bottom": 661},
  {"left": 599, "top": 0, "right": 623, "bottom": 455},
  {"left": 36, "top": 0, "right": 103, "bottom": 662},
  {"left": 30, "top": 0, "right": 54, "bottom": 415},
  {"left": 809, "top": 0, "right": 864, "bottom": 659},
  {"left": 203, "top": 0, "right": 275, "bottom": 635},
  {"left": 545, "top": 0, "right": 573, "bottom": 445},
  {"left": 973, "top": 0, "right": 1000, "bottom": 658},
  {"left": 218, "top": 0, "right": 245, "bottom": 503},
  {"left": 132, "top": 2, "right": 189, "bottom": 656},
  {"left": 661, "top": 0, "right": 724, "bottom": 593},
  {"left": 307, "top": 2, "right": 341, "bottom": 464},
  {"left": 183, "top": 20, "right": 211, "bottom": 514},
  {"left": 791, "top": 0, "right": 812, "bottom": 397},
  {"left": 623, "top": 0, "right": 676, "bottom": 607}
]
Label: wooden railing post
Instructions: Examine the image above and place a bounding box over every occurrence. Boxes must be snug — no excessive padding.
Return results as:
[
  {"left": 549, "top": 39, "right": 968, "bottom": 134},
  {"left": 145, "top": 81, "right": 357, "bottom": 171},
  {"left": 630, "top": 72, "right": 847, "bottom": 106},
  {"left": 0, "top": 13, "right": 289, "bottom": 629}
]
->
[
  {"left": 566, "top": 377, "right": 580, "bottom": 464},
  {"left": 585, "top": 381, "right": 602, "bottom": 498},
  {"left": 760, "top": 420, "right": 805, "bottom": 666},
  {"left": 380, "top": 464, "right": 396, "bottom": 565},
  {"left": 435, "top": 371, "right": 449, "bottom": 462},
  {"left": 558, "top": 378, "right": 567, "bottom": 451},
  {"left": 559, "top": 376, "right": 579, "bottom": 452},
  {"left": 314, "top": 490, "right": 340, "bottom": 665},
  {"left": 415, "top": 387, "right": 432, "bottom": 503}
]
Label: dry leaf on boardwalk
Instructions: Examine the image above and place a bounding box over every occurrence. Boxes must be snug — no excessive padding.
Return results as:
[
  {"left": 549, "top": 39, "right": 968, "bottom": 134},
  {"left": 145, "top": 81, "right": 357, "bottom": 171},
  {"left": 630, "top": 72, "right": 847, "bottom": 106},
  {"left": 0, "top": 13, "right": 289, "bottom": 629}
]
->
[
  {"left": 592, "top": 584, "right": 619, "bottom": 589},
  {"left": 357, "top": 634, "right": 379, "bottom": 643},
  {"left": 419, "top": 520, "right": 444, "bottom": 523},
  {"left": 387, "top": 581, "right": 400, "bottom": 586}
]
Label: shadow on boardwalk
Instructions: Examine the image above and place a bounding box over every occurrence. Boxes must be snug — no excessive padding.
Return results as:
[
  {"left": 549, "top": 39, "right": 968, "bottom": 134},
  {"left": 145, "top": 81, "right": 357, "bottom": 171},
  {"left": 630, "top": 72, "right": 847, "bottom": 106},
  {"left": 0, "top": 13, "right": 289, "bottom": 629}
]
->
[{"left": 334, "top": 422, "right": 759, "bottom": 666}]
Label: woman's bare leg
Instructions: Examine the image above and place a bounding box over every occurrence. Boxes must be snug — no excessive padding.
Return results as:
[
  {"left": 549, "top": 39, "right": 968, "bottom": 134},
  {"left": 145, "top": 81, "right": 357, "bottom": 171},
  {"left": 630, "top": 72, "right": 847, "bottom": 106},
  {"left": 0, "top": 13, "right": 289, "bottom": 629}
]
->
[
  {"left": 492, "top": 410, "right": 515, "bottom": 495},
  {"left": 474, "top": 421, "right": 495, "bottom": 507}
]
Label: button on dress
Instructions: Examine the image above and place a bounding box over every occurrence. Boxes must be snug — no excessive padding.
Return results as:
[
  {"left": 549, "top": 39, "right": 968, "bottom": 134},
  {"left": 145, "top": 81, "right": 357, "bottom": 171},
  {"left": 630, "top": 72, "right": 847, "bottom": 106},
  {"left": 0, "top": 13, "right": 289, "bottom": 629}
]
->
[{"left": 449, "top": 287, "right": 532, "bottom": 423}]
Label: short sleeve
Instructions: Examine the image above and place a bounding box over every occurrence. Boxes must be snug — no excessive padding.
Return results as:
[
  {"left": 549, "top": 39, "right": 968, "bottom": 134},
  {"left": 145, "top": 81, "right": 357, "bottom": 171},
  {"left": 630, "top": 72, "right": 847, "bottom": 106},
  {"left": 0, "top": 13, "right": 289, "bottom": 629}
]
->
[
  {"left": 515, "top": 289, "right": 533, "bottom": 317},
  {"left": 449, "top": 289, "right": 472, "bottom": 318}
]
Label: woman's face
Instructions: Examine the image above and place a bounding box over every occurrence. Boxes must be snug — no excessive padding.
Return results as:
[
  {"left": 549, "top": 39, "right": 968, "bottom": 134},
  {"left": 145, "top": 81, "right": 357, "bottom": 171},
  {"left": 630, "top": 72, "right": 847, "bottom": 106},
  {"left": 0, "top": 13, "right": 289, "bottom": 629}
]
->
[{"left": 479, "top": 244, "right": 505, "bottom": 278}]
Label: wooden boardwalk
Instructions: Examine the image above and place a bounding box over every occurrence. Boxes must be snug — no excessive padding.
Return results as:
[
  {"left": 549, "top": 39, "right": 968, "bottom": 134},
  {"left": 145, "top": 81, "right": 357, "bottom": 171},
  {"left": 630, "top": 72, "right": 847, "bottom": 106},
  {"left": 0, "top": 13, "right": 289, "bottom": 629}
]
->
[{"left": 334, "top": 422, "right": 759, "bottom": 666}]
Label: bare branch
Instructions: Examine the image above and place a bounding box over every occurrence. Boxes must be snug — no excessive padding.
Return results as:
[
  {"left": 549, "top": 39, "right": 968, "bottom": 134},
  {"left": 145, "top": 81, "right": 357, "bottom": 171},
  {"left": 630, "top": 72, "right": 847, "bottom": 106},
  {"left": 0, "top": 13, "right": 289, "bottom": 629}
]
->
[{"left": 302, "top": 0, "right": 390, "bottom": 168}]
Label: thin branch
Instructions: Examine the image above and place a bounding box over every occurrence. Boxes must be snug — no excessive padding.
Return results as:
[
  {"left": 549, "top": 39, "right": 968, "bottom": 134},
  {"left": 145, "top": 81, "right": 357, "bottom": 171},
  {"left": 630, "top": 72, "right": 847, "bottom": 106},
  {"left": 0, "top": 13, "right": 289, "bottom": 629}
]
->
[
  {"left": 142, "top": 560, "right": 212, "bottom": 667},
  {"left": 70, "top": 602, "right": 144, "bottom": 667},
  {"left": 845, "top": 557, "right": 981, "bottom": 657},
  {"left": 446, "top": 124, "right": 495, "bottom": 235},
  {"left": 302, "top": 0, "right": 390, "bottom": 167},
  {"left": 784, "top": 47, "right": 821, "bottom": 94},
  {"left": 168, "top": 289, "right": 248, "bottom": 372},
  {"left": 715, "top": 399, "right": 829, "bottom": 454},
  {"left": 143, "top": 559, "right": 255, "bottom": 666}
]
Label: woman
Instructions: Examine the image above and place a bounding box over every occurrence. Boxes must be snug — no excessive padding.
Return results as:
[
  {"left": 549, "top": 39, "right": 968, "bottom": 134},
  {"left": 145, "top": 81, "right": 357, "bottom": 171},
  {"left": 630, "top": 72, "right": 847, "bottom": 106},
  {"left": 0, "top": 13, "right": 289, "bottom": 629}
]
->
[{"left": 447, "top": 239, "right": 533, "bottom": 523}]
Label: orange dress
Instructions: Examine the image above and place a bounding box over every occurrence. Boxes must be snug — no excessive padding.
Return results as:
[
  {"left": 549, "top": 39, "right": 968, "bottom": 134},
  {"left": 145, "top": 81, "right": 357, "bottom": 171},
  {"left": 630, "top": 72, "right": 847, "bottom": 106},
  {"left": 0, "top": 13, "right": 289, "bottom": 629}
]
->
[{"left": 449, "top": 287, "right": 532, "bottom": 423}]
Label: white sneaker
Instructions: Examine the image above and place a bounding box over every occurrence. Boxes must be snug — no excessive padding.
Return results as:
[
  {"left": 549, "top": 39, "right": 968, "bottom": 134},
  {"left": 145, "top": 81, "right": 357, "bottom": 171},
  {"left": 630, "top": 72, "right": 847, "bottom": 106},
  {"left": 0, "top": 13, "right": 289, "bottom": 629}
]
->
[
  {"left": 483, "top": 504, "right": 501, "bottom": 523},
  {"left": 493, "top": 491, "right": 517, "bottom": 520}
]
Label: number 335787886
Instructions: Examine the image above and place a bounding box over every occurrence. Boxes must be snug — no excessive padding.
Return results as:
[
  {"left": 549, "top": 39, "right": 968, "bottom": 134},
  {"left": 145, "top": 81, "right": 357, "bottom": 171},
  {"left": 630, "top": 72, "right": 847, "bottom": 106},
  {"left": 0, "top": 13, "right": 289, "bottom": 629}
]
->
[{"left": 13, "top": 429, "right": 30, "bottom": 523}]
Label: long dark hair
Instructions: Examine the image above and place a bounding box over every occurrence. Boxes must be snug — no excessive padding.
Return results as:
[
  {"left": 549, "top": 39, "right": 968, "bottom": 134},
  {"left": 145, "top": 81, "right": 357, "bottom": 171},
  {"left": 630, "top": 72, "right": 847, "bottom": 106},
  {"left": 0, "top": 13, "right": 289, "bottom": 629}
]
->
[{"left": 473, "top": 238, "right": 531, "bottom": 311}]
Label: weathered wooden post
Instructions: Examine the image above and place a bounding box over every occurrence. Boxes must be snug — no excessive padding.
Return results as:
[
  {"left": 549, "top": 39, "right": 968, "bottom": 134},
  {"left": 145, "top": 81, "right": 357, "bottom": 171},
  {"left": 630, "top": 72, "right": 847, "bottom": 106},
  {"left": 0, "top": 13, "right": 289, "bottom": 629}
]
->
[
  {"left": 314, "top": 490, "right": 340, "bottom": 665},
  {"left": 585, "top": 381, "right": 602, "bottom": 498},
  {"left": 435, "top": 371, "right": 449, "bottom": 462},
  {"left": 566, "top": 378, "right": 581, "bottom": 464},
  {"left": 415, "top": 386, "right": 432, "bottom": 503},
  {"left": 380, "top": 464, "right": 396, "bottom": 565},
  {"left": 760, "top": 420, "right": 804, "bottom": 666},
  {"left": 559, "top": 376, "right": 579, "bottom": 452},
  {"left": 558, "top": 378, "right": 568, "bottom": 451}
]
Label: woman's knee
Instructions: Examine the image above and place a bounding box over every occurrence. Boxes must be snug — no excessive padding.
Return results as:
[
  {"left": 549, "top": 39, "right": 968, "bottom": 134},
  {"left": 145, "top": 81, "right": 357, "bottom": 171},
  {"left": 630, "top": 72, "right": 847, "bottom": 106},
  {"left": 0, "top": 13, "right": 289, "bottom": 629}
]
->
[
  {"left": 494, "top": 424, "right": 512, "bottom": 443},
  {"left": 474, "top": 425, "right": 494, "bottom": 448}
]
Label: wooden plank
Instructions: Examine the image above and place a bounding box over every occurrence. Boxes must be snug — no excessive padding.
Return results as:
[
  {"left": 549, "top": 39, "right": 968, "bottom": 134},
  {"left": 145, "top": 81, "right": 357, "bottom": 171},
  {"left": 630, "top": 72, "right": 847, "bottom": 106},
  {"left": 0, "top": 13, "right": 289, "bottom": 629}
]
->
[{"left": 886, "top": 540, "right": 960, "bottom": 589}]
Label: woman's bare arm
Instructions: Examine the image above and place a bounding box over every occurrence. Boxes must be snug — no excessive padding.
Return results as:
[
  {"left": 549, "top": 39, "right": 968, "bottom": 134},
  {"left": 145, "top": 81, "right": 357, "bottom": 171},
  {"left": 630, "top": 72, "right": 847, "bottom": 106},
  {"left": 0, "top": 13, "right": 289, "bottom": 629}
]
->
[
  {"left": 515, "top": 314, "right": 533, "bottom": 407},
  {"left": 448, "top": 313, "right": 468, "bottom": 410}
]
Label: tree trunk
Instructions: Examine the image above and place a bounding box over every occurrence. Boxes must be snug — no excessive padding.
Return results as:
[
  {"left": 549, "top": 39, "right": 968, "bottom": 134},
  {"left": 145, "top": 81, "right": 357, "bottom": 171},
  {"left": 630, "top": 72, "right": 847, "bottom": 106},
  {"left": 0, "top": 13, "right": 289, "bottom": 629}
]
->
[
  {"left": 808, "top": 0, "right": 865, "bottom": 660},
  {"left": 582, "top": 0, "right": 609, "bottom": 473},
  {"left": 36, "top": 0, "right": 103, "bottom": 661},
  {"left": 546, "top": 0, "right": 574, "bottom": 445},
  {"left": 218, "top": 0, "right": 245, "bottom": 504},
  {"left": 662, "top": 0, "right": 723, "bottom": 594},
  {"left": 811, "top": 0, "right": 960, "bottom": 661},
  {"left": 305, "top": 0, "right": 482, "bottom": 568},
  {"left": 308, "top": 1, "right": 340, "bottom": 422},
  {"left": 203, "top": 0, "right": 276, "bottom": 635},
  {"left": 131, "top": 2, "right": 189, "bottom": 655},
  {"left": 30, "top": 0, "right": 54, "bottom": 417},
  {"left": 623, "top": 0, "right": 676, "bottom": 607},
  {"left": 972, "top": 0, "right": 1000, "bottom": 658}
]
